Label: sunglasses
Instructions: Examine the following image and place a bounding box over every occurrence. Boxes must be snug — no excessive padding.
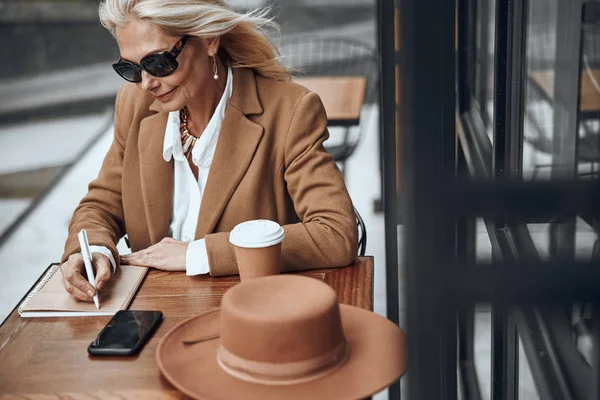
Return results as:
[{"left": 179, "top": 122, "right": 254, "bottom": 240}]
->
[{"left": 112, "top": 36, "right": 191, "bottom": 83}]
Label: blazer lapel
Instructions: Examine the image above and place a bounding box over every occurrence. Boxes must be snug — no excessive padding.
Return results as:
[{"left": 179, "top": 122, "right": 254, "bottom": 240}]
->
[
  {"left": 138, "top": 108, "right": 173, "bottom": 243},
  {"left": 195, "top": 68, "right": 264, "bottom": 237},
  {"left": 195, "top": 106, "right": 263, "bottom": 237}
]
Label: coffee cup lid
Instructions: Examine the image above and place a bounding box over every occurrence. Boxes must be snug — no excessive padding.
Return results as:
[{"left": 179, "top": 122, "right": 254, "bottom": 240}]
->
[{"left": 229, "top": 220, "right": 285, "bottom": 248}]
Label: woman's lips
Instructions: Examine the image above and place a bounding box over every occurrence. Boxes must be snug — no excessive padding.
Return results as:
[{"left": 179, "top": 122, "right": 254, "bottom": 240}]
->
[{"left": 156, "top": 88, "right": 176, "bottom": 102}]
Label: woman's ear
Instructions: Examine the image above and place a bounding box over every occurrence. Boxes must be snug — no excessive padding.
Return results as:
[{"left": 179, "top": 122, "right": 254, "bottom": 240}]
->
[{"left": 206, "top": 36, "right": 221, "bottom": 56}]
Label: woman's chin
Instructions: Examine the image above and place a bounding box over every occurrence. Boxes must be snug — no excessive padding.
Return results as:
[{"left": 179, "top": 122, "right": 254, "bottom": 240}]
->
[
  {"left": 157, "top": 97, "right": 184, "bottom": 113},
  {"left": 159, "top": 102, "right": 180, "bottom": 113}
]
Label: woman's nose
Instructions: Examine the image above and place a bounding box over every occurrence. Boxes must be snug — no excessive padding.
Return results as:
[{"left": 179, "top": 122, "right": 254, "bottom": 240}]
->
[{"left": 139, "top": 70, "right": 159, "bottom": 91}]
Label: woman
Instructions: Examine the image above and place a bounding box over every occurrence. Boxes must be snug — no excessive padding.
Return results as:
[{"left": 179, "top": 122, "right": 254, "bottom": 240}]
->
[{"left": 60, "top": 0, "right": 357, "bottom": 302}]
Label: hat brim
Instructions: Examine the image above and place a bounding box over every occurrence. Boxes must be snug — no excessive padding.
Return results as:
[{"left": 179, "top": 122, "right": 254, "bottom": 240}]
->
[{"left": 156, "top": 305, "right": 406, "bottom": 400}]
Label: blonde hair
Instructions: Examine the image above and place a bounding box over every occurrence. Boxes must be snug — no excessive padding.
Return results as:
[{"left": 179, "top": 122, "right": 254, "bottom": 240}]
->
[{"left": 99, "top": 0, "right": 290, "bottom": 81}]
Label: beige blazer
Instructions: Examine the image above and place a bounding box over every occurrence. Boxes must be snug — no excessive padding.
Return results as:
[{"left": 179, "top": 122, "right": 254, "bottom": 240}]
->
[{"left": 62, "top": 68, "right": 358, "bottom": 276}]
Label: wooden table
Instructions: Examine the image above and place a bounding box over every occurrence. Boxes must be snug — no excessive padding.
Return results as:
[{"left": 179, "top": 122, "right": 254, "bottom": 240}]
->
[
  {"left": 529, "top": 69, "right": 600, "bottom": 115},
  {"left": 0, "top": 257, "right": 373, "bottom": 399},
  {"left": 294, "top": 76, "right": 367, "bottom": 126}
]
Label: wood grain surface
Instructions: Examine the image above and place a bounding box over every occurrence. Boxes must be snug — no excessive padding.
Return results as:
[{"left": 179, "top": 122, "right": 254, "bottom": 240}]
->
[
  {"left": 529, "top": 69, "right": 600, "bottom": 113},
  {"left": 0, "top": 257, "right": 373, "bottom": 397},
  {"left": 294, "top": 76, "right": 367, "bottom": 125}
]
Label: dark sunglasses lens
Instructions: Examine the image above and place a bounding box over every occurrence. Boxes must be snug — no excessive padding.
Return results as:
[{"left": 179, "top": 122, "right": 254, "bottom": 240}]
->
[
  {"left": 113, "top": 63, "right": 141, "bottom": 82},
  {"left": 142, "top": 54, "right": 177, "bottom": 77}
]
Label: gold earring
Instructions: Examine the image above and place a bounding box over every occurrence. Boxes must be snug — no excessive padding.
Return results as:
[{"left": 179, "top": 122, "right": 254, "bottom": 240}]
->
[{"left": 212, "top": 55, "right": 218, "bottom": 80}]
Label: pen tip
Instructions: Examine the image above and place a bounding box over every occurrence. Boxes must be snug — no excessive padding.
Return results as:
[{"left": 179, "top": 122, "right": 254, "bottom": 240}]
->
[{"left": 94, "top": 297, "right": 100, "bottom": 309}]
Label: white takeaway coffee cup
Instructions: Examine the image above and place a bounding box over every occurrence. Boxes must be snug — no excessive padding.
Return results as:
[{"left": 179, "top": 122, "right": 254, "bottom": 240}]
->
[{"left": 229, "top": 220, "right": 285, "bottom": 281}]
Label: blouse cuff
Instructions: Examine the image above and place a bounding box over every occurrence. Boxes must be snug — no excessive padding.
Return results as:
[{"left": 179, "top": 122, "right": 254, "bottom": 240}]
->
[
  {"left": 88, "top": 245, "right": 117, "bottom": 273},
  {"left": 186, "top": 238, "right": 210, "bottom": 276}
]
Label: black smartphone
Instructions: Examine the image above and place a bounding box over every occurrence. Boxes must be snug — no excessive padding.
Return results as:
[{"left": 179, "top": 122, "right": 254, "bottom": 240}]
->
[{"left": 88, "top": 310, "right": 163, "bottom": 356}]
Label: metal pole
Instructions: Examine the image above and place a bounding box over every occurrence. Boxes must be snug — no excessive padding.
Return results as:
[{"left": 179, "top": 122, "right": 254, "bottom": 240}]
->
[
  {"left": 593, "top": 304, "right": 600, "bottom": 400},
  {"left": 400, "top": 0, "right": 455, "bottom": 397},
  {"left": 377, "top": 0, "right": 399, "bottom": 328},
  {"left": 377, "top": 0, "right": 401, "bottom": 398},
  {"left": 456, "top": 78, "right": 482, "bottom": 400}
]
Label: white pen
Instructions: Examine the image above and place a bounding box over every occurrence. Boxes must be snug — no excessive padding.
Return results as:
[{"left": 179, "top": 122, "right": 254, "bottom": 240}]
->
[{"left": 78, "top": 229, "right": 100, "bottom": 309}]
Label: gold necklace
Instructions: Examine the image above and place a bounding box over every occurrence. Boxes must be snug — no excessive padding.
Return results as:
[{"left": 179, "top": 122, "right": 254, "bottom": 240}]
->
[{"left": 179, "top": 108, "right": 197, "bottom": 159}]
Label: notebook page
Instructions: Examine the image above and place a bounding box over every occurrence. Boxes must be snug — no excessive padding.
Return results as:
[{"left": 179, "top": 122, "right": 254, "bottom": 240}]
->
[{"left": 21, "top": 265, "right": 148, "bottom": 313}]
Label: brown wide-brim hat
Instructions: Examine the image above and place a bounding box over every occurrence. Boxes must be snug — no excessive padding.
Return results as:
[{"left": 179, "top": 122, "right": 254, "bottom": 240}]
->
[{"left": 156, "top": 276, "right": 406, "bottom": 400}]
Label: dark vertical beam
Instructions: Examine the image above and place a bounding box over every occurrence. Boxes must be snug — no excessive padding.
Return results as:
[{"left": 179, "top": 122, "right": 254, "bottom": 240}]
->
[
  {"left": 458, "top": 0, "right": 471, "bottom": 113},
  {"left": 377, "top": 0, "right": 399, "bottom": 327},
  {"left": 508, "top": 0, "right": 528, "bottom": 178},
  {"left": 492, "top": 304, "right": 519, "bottom": 400},
  {"left": 492, "top": 0, "right": 510, "bottom": 188},
  {"left": 549, "top": 0, "right": 583, "bottom": 259},
  {"left": 443, "top": 314, "right": 459, "bottom": 400},
  {"left": 377, "top": 0, "right": 401, "bottom": 398},
  {"left": 552, "top": 0, "right": 583, "bottom": 180},
  {"left": 501, "top": 1, "right": 528, "bottom": 396},
  {"left": 490, "top": 2, "right": 516, "bottom": 398},
  {"left": 593, "top": 305, "right": 600, "bottom": 400},
  {"left": 442, "top": 0, "right": 460, "bottom": 394},
  {"left": 458, "top": 308, "right": 484, "bottom": 400},
  {"left": 400, "top": 0, "right": 455, "bottom": 396},
  {"left": 456, "top": 87, "right": 482, "bottom": 399},
  {"left": 507, "top": 319, "right": 519, "bottom": 398},
  {"left": 490, "top": 231, "right": 521, "bottom": 400},
  {"left": 468, "top": 0, "right": 479, "bottom": 99},
  {"left": 477, "top": 0, "right": 491, "bottom": 119},
  {"left": 490, "top": 0, "right": 525, "bottom": 396}
]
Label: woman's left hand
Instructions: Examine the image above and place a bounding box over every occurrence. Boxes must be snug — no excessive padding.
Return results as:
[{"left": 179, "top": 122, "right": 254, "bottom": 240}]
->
[{"left": 120, "top": 237, "right": 188, "bottom": 271}]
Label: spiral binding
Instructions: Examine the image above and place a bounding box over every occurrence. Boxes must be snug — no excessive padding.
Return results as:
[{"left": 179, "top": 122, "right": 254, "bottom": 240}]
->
[{"left": 18, "top": 264, "right": 60, "bottom": 316}]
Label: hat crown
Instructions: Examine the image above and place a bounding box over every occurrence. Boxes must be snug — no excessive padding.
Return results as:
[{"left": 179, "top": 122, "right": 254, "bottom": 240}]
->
[{"left": 218, "top": 275, "right": 347, "bottom": 384}]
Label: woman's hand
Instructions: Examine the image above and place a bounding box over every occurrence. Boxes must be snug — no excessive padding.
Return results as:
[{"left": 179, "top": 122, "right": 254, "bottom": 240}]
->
[
  {"left": 60, "top": 252, "right": 112, "bottom": 302},
  {"left": 120, "top": 237, "right": 188, "bottom": 271}
]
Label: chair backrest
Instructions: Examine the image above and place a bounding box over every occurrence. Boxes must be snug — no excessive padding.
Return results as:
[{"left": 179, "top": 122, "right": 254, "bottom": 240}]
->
[
  {"left": 278, "top": 36, "right": 379, "bottom": 104},
  {"left": 354, "top": 207, "right": 367, "bottom": 257}
]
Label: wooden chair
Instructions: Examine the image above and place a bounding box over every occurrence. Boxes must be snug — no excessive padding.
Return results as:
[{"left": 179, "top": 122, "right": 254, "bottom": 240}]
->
[
  {"left": 526, "top": 6, "right": 600, "bottom": 179},
  {"left": 278, "top": 36, "right": 379, "bottom": 175}
]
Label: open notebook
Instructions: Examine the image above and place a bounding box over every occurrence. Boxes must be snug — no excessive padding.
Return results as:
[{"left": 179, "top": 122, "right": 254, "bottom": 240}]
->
[{"left": 18, "top": 264, "right": 148, "bottom": 318}]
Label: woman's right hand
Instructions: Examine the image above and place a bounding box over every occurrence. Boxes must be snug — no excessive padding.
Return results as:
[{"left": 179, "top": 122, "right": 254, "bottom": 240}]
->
[{"left": 60, "top": 253, "right": 113, "bottom": 302}]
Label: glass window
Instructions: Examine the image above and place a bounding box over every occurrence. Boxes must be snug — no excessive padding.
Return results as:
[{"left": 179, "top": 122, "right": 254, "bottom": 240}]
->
[
  {"left": 518, "top": 336, "right": 540, "bottom": 399},
  {"left": 474, "top": 306, "right": 491, "bottom": 400},
  {"left": 526, "top": 218, "right": 598, "bottom": 260},
  {"left": 474, "top": 0, "right": 496, "bottom": 135},
  {"left": 577, "top": 2, "right": 600, "bottom": 179},
  {"left": 523, "top": 0, "right": 558, "bottom": 180},
  {"left": 523, "top": 0, "right": 600, "bottom": 181},
  {"left": 523, "top": 0, "right": 598, "bottom": 263}
]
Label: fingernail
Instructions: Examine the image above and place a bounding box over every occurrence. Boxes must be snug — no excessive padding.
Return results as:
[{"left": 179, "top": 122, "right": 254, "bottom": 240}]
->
[
  {"left": 96, "top": 281, "right": 104, "bottom": 291},
  {"left": 87, "top": 290, "right": 94, "bottom": 298}
]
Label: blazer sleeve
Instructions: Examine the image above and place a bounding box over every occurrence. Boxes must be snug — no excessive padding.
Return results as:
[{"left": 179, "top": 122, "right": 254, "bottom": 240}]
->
[
  {"left": 205, "top": 91, "right": 358, "bottom": 276},
  {"left": 60, "top": 86, "right": 129, "bottom": 265}
]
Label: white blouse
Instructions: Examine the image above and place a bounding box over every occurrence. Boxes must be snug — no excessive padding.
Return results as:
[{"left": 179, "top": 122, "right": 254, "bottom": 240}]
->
[
  {"left": 93, "top": 67, "right": 233, "bottom": 276},
  {"left": 162, "top": 67, "right": 233, "bottom": 275}
]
